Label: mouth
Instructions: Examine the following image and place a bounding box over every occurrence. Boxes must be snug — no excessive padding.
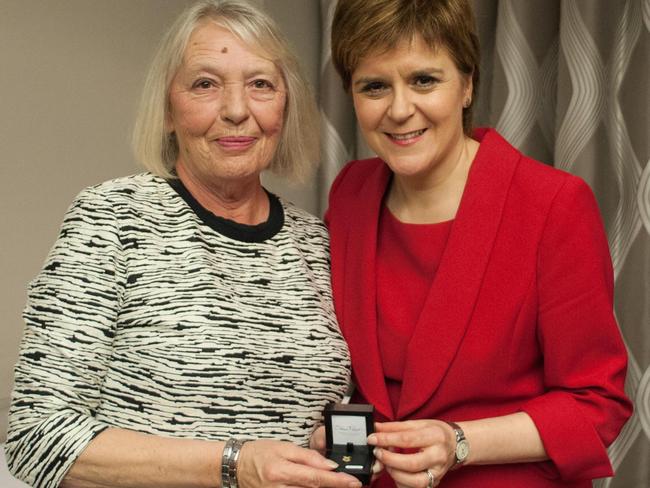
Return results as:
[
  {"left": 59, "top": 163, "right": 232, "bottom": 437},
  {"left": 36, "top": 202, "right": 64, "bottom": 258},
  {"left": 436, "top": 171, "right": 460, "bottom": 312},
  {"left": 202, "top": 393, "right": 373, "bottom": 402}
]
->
[
  {"left": 385, "top": 129, "right": 427, "bottom": 145},
  {"left": 216, "top": 136, "right": 257, "bottom": 150}
]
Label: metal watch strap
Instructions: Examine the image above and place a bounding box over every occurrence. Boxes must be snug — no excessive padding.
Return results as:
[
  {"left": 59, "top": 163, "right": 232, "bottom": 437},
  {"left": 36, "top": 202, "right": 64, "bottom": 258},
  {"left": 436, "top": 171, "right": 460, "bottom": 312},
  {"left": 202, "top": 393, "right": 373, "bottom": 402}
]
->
[
  {"left": 445, "top": 421, "right": 468, "bottom": 466},
  {"left": 221, "top": 438, "right": 245, "bottom": 488}
]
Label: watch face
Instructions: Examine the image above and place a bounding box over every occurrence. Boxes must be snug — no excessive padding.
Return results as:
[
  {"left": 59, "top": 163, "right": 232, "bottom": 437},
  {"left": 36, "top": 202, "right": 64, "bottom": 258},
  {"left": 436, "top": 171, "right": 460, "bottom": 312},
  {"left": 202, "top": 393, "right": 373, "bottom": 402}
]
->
[{"left": 456, "top": 440, "right": 470, "bottom": 462}]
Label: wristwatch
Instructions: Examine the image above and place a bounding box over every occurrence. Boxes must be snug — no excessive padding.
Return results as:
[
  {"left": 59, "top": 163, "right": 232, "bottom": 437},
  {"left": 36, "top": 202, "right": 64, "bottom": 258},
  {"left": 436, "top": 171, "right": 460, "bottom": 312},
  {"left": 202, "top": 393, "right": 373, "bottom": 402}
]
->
[{"left": 445, "top": 421, "right": 469, "bottom": 467}]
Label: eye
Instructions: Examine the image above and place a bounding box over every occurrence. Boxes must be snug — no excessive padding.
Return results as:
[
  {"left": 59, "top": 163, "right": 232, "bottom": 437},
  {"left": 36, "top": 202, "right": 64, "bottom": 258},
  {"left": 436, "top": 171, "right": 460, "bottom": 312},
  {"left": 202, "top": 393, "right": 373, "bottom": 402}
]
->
[
  {"left": 192, "top": 79, "right": 216, "bottom": 90},
  {"left": 412, "top": 75, "right": 439, "bottom": 89},
  {"left": 359, "top": 81, "right": 388, "bottom": 97},
  {"left": 251, "top": 79, "right": 274, "bottom": 90}
]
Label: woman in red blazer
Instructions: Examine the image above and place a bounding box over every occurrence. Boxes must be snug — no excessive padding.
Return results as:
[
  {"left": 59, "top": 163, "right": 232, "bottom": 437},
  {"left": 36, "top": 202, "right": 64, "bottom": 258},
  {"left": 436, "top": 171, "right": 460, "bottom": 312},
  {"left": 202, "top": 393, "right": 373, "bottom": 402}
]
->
[{"left": 324, "top": 0, "right": 632, "bottom": 487}]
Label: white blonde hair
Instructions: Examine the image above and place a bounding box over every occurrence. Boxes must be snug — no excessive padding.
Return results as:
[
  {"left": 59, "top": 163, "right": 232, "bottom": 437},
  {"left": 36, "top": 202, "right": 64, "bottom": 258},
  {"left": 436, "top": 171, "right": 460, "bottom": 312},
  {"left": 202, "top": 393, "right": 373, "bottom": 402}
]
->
[{"left": 132, "top": 0, "right": 319, "bottom": 181}]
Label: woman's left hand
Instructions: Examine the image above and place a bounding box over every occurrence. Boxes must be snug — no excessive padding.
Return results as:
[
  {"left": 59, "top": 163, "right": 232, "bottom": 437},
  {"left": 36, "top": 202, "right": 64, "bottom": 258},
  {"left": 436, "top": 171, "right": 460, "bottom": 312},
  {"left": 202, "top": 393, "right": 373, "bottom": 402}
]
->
[
  {"left": 368, "top": 420, "right": 456, "bottom": 488},
  {"left": 311, "top": 424, "right": 385, "bottom": 482}
]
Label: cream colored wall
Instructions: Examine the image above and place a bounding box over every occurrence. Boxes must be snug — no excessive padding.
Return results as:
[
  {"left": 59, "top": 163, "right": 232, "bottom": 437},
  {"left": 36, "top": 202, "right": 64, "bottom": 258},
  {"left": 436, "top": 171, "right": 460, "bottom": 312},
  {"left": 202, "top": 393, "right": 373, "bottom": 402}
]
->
[{"left": 0, "top": 0, "right": 321, "bottom": 442}]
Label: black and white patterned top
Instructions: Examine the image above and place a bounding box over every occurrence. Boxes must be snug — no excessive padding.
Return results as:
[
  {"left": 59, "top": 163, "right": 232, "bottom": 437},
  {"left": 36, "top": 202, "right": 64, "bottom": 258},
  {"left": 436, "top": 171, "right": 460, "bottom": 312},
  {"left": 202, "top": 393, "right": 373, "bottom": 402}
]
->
[{"left": 6, "top": 173, "right": 351, "bottom": 488}]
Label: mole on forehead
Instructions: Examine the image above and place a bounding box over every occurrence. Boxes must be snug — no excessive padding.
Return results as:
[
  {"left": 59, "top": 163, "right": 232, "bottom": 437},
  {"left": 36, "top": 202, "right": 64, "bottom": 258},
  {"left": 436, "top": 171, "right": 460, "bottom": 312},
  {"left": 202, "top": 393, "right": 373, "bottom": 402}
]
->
[{"left": 221, "top": 47, "right": 228, "bottom": 53}]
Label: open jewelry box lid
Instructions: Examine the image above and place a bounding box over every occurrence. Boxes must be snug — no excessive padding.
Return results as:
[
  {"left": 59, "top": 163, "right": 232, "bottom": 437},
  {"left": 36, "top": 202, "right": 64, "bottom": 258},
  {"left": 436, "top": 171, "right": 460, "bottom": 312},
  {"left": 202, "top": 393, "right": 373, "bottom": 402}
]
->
[{"left": 323, "top": 403, "right": 375, "bottom": 485}]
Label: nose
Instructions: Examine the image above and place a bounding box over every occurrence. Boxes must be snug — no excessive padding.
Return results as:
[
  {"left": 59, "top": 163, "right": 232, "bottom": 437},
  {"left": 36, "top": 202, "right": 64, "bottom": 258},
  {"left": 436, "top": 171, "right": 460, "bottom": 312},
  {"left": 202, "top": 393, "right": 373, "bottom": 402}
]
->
[
  {"left": 387, "top": 86, "right": 414, "bottom": 123},
  {"left": 220, "top": 82, "right": 249, "bottom": 125}
]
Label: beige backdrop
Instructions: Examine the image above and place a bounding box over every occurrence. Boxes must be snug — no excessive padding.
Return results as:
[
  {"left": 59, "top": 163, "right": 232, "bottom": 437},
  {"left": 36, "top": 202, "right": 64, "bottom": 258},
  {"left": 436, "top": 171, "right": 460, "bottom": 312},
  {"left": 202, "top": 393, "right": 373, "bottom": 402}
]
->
[{"left": 1, "top": 1, "right": 648, "bottom": 487}]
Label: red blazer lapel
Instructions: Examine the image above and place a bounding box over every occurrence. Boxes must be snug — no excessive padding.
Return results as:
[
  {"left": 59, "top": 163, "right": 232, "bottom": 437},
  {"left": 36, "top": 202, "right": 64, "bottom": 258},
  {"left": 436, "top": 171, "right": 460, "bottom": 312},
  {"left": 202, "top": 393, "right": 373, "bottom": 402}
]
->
[
  {"left": 341, "top": 162, "right": 394, "bottom": 419},
  {"left": 398, "top": 129, "right": 522, "bottom": 418}
]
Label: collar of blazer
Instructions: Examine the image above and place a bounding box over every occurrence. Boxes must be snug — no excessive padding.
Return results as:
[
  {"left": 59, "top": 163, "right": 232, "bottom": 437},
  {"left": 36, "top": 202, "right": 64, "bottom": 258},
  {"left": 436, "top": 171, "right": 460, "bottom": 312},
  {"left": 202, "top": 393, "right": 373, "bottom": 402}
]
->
[{"left": 338, "top": 129, "right": 522, "bottom": 420}]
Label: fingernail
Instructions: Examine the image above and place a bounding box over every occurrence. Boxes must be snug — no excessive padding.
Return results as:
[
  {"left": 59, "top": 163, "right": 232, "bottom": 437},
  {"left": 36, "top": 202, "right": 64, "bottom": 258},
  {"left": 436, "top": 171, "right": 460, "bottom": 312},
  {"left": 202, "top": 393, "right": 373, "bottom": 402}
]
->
[
  {"left": 326, "top": 459, "right": 339, "bottom": 469},
  {"left": 367, "top": 433, "right": 377, "bottom": 444},
  {"left": 349, "top": 482, "right": 362, "bottom": 488},
  {"left": 372, "top": 461, "right": 382, "bottom": 474},
  {"left": 373, "top": 447, "right": 381, "bottom": 459}
]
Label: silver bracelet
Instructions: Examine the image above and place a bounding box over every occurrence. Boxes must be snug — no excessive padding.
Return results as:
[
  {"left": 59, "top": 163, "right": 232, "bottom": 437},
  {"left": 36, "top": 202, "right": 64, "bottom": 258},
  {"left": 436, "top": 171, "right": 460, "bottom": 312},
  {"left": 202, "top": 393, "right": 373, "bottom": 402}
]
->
[{"left": 221, "top": 438, "right": 245, "bottom": 488}]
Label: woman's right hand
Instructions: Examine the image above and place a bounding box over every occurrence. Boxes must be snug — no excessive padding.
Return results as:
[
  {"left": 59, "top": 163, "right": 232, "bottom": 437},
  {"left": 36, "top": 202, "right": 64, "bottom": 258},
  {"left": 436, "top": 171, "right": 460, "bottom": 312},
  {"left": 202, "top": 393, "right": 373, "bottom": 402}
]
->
[{"left": 237, "top": 439, "right": 362, "bottom": 488}]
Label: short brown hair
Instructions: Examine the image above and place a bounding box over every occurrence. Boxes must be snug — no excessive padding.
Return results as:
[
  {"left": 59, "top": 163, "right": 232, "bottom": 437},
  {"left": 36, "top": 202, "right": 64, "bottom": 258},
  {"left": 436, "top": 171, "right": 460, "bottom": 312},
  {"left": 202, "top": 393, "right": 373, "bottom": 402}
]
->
[{"left": 331, "top": 0, "right": 480, "bottom": 135}]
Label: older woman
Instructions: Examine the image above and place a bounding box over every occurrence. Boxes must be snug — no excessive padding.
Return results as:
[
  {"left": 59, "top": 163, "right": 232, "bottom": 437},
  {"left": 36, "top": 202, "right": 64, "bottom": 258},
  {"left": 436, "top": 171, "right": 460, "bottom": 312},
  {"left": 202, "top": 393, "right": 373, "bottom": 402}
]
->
[
  {"left": 5, "top": 1, "right": 360, "bottom": 488},
  {"left": 324, "top": 0, "right": 632, "bottom": 487}
]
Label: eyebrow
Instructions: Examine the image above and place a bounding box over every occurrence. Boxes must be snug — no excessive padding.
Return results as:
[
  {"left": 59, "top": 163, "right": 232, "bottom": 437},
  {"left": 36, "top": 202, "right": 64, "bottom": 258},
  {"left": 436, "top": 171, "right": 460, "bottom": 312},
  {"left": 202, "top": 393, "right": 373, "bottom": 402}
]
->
[
  {"left": 187, "top": 67, "right": 279, "bottom": 79},
  {"left": 412, "top": 68, "right": 445, "bottom": 77},
  {"left": 184, "top": 59, "right": 279, "bottom": 78}
]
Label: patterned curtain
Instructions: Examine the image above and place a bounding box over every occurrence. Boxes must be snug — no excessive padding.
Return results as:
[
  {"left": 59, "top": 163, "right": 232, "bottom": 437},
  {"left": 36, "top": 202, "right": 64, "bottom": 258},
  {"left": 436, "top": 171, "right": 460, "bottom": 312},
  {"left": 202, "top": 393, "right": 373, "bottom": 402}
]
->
[
  {"left": 318, "top": 0, "right": 354, "bottom": 212},
  {"left": 317, "top": 0, "right": 375, "bottom": 212},
  {"left": 317, "top": 0, "right": 649, "bottom": 486}
]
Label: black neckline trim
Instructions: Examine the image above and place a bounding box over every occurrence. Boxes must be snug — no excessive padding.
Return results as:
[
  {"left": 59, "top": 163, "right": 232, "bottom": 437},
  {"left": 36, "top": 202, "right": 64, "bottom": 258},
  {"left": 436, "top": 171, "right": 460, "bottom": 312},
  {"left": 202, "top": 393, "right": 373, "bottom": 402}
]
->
[{"left": 167, "top": 178, "right": 284, "bottom": 243}]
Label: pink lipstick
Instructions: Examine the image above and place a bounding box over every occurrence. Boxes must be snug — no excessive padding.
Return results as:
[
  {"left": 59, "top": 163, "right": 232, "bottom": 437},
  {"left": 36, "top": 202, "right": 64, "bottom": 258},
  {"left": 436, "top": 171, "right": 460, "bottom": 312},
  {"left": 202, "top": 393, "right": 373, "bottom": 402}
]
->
[
  {"left": 216, "top": 136, "right": 256, "bottom": 150},
  {"left": 386, "top": 129, "right": 426, "bottom": 146}
]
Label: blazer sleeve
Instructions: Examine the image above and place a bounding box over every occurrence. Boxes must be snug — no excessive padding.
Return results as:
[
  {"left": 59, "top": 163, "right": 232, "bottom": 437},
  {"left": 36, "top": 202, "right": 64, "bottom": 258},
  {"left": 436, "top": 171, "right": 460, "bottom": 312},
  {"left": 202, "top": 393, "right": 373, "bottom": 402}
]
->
[
  {"left": 5, "top": 187, "right": 123, "bottom": 488},
  {"left": 520, "top": 176, "right": 632, "bottom": 481}
]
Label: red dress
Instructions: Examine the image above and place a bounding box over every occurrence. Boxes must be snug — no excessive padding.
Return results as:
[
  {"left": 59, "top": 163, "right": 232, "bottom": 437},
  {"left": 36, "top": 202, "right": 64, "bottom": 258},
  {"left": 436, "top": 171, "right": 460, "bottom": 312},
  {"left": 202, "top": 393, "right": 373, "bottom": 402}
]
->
[
  {"left": 326, "top": 129, "right": 632, "bottom": 487},
  {"left": 376, "top": 206, "right": 453, "bottom": 414}
]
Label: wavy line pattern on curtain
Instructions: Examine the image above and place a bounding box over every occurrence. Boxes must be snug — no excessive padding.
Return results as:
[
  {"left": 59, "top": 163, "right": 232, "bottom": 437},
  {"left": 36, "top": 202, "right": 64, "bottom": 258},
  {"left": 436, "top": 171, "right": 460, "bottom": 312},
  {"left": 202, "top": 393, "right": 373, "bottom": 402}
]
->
[
  {"left": 494, "top": 0, "right": 540, "bottom": 148},
  {"left": 555, "top": 1, "right": 605, "bottom": 171},
  {"left": 639, "top": 162, "right": 650, "bottom": 235},
  {"left": 539, "top": 38, "right": 559, "bottom": 151},
  {"left": 318, "top": 0, "right": 356, "bottom": 214},
  {"left": 605, "top": 0, "right": 643, "bottom": 277}
]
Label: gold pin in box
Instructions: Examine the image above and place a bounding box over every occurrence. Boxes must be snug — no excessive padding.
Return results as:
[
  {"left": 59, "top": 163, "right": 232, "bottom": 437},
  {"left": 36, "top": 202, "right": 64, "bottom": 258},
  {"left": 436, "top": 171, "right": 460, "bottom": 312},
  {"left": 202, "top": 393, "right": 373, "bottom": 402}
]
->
[{"left": 324, "top": 403, "right": 375, "bottom": 485}]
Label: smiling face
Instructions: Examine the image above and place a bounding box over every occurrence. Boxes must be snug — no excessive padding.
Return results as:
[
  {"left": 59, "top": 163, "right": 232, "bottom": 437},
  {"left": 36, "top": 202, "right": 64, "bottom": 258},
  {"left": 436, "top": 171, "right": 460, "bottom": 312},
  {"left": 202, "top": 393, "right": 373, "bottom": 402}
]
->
[
  {"left": 167, "top": 21, "right": 286, "bottom": 185},
  {"left": 351, "top": 35, "right": 472, "bottom": 181}
]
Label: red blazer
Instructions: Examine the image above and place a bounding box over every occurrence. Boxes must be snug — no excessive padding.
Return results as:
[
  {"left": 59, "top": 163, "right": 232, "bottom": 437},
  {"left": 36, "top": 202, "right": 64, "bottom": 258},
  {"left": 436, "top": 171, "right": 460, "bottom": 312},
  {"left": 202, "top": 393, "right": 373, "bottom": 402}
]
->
[{"left": 325, "top": 129, "right": 632, "bottom": 487}]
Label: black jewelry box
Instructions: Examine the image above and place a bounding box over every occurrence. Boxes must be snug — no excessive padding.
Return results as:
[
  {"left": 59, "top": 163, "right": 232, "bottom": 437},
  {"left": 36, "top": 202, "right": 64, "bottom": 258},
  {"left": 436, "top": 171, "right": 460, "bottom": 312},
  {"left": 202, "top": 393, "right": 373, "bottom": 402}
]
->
[{"left": 324, "top": 403, "right": 375, "bottom": 485}]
